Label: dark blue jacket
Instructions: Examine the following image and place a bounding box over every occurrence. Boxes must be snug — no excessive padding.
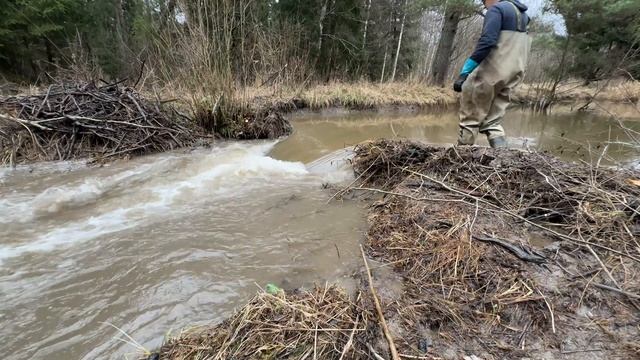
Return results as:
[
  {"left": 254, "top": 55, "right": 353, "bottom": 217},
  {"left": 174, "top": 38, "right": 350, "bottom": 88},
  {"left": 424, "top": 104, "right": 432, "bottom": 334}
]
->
[{"left": 470, "top": 0, "right": 529, "bottom": 64}]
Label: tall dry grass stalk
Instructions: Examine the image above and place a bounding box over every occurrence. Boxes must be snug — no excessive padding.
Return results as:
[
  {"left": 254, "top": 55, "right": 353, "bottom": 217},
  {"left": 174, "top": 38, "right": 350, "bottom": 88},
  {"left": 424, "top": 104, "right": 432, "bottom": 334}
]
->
[
  {"left": 298, "top": 81, "right": 456, "bottom": 109},
  {"left": 135, "top": 0, "right": 311, "bottom": 133}
]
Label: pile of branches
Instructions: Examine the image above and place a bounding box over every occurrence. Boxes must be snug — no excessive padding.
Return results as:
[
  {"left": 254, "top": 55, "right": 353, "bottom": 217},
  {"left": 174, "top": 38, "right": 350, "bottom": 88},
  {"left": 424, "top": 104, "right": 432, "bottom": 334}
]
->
[
  {"left": 354, "top": 140, "right": 640, "bottom": 251},
  {"left": 351, "top": 140, "right": 640, "bottom": 358},
  {"left": 193, "top": 95, "right": 293, "bottom": 140},
  {"left": 153, "top": 285, "right": 372, "bottom": 360},
  {"left": 0, "top": 82, "right": 197, "bottom": 165}
]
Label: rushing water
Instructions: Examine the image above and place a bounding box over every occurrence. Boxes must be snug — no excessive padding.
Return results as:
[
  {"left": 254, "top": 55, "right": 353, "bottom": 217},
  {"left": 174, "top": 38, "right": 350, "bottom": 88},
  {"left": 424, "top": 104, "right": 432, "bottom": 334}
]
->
[
  {"left": 0, "top": 143, "right": 363, "bottom": 360},
  {"left": 1, "top": 106, "right": 640, "bottom": 360}
]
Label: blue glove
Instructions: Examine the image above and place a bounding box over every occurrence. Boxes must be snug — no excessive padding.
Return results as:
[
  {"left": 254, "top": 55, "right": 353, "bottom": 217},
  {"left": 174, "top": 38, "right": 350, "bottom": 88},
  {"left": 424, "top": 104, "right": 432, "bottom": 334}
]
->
[{"left": 460, "top": 58, "right": 479, "bottom": 76}]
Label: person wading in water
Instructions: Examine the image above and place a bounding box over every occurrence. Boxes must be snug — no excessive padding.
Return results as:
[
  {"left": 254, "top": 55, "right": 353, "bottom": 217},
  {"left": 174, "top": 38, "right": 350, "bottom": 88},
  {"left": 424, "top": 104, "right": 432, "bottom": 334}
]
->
[{"left": 453, "top": 0, "right": 531, "bottom": 148}]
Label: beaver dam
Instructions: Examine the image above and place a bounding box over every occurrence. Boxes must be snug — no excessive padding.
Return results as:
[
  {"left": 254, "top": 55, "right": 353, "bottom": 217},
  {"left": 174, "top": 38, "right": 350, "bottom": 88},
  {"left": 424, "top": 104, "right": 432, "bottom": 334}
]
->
[
  {"left": 153, "top": 140, "right": 640, "bottom": 360},
  {"left": 0, "top": 82, "right": 292, "bottom": 165}
]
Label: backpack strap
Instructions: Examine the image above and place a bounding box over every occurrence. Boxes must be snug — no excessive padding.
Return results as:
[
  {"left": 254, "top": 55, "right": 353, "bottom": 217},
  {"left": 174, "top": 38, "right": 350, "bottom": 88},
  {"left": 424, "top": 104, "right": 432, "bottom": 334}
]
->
[{"left": 506, "top": 1, "right": 527, "bottom": 32}]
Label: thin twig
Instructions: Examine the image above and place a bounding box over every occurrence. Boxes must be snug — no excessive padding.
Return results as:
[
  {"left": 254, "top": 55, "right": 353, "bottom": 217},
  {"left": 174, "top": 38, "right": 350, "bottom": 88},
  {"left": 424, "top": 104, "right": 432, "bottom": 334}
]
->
[
  {"left": 586, "top": 244, "right": 621, "bottom": 289},
  {"left": 361, "top": 245, "right": 400, "bottom": 360},
  {"left": 338, "top": 317, "right": 359, "bottom": 360},
  {"left": 537, "top": 289, "right": 556, "bottom": 334},
  {"left": 350, "top": 187, "right": 465, "bottom": 204},
  {"left": 592, "top": 283, "right": 640, "bottom": 300}
]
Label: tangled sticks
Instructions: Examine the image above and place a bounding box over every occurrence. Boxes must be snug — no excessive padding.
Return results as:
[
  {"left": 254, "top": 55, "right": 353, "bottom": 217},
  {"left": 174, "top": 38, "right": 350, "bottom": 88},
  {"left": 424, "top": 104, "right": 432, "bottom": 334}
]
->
[
  {"left": 353, "top": 140, "right": 640, "bottom": 254},
  {"left": 351, "top": 140, "right": 640, "bottom": 358},
  {"left": 0, "top": 82, "right": 197, "bottom": 165}
]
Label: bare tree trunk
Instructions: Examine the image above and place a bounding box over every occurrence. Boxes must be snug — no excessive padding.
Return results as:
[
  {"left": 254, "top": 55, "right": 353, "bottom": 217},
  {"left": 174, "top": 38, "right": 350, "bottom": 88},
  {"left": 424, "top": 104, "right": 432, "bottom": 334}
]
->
[
  {"left": 380, "top": 43, "right": 389, "bottom": 83},
  {"left": 114, "top": 0, "right": 131, "bottom": 75},
  {"left": 359, "top": 0, "right": 372, "bottom": 77},
  {"left": 391, "top": 0, "right": 408, "bottom": 82},
  {"left": 44, "top": 37, "right": 54, "bottom": 64},
  {"left": 317, "top": 0, "right": 329, "bottom": 53},
  {"left": 430, "top": 5, "right": 462, "bottom": 86},
  {"left": 323, "top": 0, "right": 339, "bottom": 81}
]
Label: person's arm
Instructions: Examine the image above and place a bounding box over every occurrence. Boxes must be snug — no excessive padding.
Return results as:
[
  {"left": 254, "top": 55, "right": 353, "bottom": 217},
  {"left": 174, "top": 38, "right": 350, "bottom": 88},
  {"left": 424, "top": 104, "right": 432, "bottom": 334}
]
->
[
  {"left": 453, "top": 6, "right": 503, "bottom": 92},
  {"left": 460, "top": 6, "right": 503, "bottom": 76}
]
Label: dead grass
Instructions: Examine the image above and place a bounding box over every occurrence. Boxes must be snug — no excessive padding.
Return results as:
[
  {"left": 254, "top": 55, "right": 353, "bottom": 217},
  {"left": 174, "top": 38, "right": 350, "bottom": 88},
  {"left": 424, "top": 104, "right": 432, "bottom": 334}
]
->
[
  {"left": 515, "top": 80, "right": 640, "bottom": 105},
  {"left": 163, "top": 81, "right": 456, "bottom": 121},
  {"left": 152, "top": 285, "right": 373, "bottom": 360},
  {"left": 296, "top": 82, "right": 456, "bottom": 110},
  {"left": 149, "top": 81, "right": 456, "bottom": 140}
]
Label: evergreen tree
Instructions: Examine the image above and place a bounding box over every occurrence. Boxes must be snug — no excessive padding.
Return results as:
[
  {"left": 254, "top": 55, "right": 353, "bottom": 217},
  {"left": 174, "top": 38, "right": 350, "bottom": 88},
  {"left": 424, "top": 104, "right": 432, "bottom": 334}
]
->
[{"left": 550, "top": 0, "right": 640, "bottom": 80}]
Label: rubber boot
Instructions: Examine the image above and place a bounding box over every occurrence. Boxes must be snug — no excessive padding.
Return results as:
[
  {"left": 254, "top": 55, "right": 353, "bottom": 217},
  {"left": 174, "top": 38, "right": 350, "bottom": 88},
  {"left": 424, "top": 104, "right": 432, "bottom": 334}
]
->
[{"left": 488, "top": 136, "right": 507, "bottom": 148}]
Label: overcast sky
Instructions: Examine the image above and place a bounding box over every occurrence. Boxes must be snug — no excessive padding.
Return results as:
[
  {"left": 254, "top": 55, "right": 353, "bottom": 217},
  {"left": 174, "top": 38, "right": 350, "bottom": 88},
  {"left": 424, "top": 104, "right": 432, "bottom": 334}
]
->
[{"left": 522, "top": 0, "right": 566, "bottom": 34}]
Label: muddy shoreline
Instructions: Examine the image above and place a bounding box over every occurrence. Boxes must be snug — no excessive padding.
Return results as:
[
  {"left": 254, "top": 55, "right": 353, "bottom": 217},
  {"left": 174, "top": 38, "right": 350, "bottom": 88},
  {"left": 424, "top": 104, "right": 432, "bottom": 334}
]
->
[{"left": 350, "top": 141, "right": 640, "bottom": 359}]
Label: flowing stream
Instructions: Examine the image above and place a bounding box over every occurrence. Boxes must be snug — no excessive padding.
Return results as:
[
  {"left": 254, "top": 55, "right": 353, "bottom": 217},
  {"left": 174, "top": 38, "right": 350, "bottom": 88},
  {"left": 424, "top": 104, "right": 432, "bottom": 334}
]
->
[{"left": 1, "top": 106, "right": 639, "bottom": 360}]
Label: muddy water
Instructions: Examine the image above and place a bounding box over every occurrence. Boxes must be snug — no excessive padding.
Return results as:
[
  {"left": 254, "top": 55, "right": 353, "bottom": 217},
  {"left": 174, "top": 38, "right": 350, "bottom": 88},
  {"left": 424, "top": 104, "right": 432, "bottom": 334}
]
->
[
  {"left": 1, "top": 106, "right": 640, "bottom": 360},
  {"left": 0, "top": 143, "right": 362, "bottom": 360},
  {"left": 271, "top": 106, "right": 640, "bottom": 166}
]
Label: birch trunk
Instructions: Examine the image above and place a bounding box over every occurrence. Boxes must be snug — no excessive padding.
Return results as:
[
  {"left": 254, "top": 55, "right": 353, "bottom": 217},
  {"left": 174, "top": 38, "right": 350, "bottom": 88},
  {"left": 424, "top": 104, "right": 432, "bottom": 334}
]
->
[
  {"left": 360, "top": 0, "right": 372, "bottom": 75},
  {"left": 391, "top": 0, "right": 408, "bottom": 82},
  {"left": 317, "top": 0, "right": 329, "bottom": 53},
  {"left": 380, "top": 44, "right": 388, "bottom": 83}
]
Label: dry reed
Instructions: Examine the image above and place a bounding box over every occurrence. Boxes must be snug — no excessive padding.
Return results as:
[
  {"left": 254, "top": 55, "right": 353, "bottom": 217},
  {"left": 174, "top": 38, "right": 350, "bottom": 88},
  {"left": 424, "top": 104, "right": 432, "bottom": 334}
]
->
[{"left": 153, "top": 285, "right": 373, "bottom": 360}]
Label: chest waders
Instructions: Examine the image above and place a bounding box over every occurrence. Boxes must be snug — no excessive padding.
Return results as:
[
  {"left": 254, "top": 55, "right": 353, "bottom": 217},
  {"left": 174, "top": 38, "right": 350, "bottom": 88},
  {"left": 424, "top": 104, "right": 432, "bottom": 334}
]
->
[{"left": 458, "top": 1, "right": 531, "bottom": 147}]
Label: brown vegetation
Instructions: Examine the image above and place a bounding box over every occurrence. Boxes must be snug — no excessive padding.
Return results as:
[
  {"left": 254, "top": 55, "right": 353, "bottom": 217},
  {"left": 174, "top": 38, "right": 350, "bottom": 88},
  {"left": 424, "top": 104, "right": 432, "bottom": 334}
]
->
[
  {"left": 352, "top": 140, "right": 640, "bottom": 359},
  {"left": 152, "top": 285, "right": 373, "bottom": 360},
  {"left": 0, "top": 81, "right": 297, "bottom": 165},
  {"left": 185, "top": 81, "right": 458, "bottom": 135},
  {"left": 3, "top": 78, "right": 637, "bottom": 166},
  {"left": 0, "top": 82, "right": 198, "bottom": 165},
  {"left": 294, "top": 82, "right": 456, "bottom": 110},
  {"left": 514, "top": 80, "right": 640, "bottom": 109}
]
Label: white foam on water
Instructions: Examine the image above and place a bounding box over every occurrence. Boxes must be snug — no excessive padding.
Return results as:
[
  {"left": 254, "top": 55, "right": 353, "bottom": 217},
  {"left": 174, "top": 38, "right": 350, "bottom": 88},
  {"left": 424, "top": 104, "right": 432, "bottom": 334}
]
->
[
  {"left": 306, "top": 148, "right": 355, "bottom": 183},
  {"left": 144, "top": 142, "right": 308, "bottom": 206},
  {"left": 0, "top": 208, "right": 132, "bottom": 262},
  {"left": 0, "top": 162, "right": 160, "bottom": 224},
  {"left": 0, "top": 142, "right": 309, "bottom": 263}
]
